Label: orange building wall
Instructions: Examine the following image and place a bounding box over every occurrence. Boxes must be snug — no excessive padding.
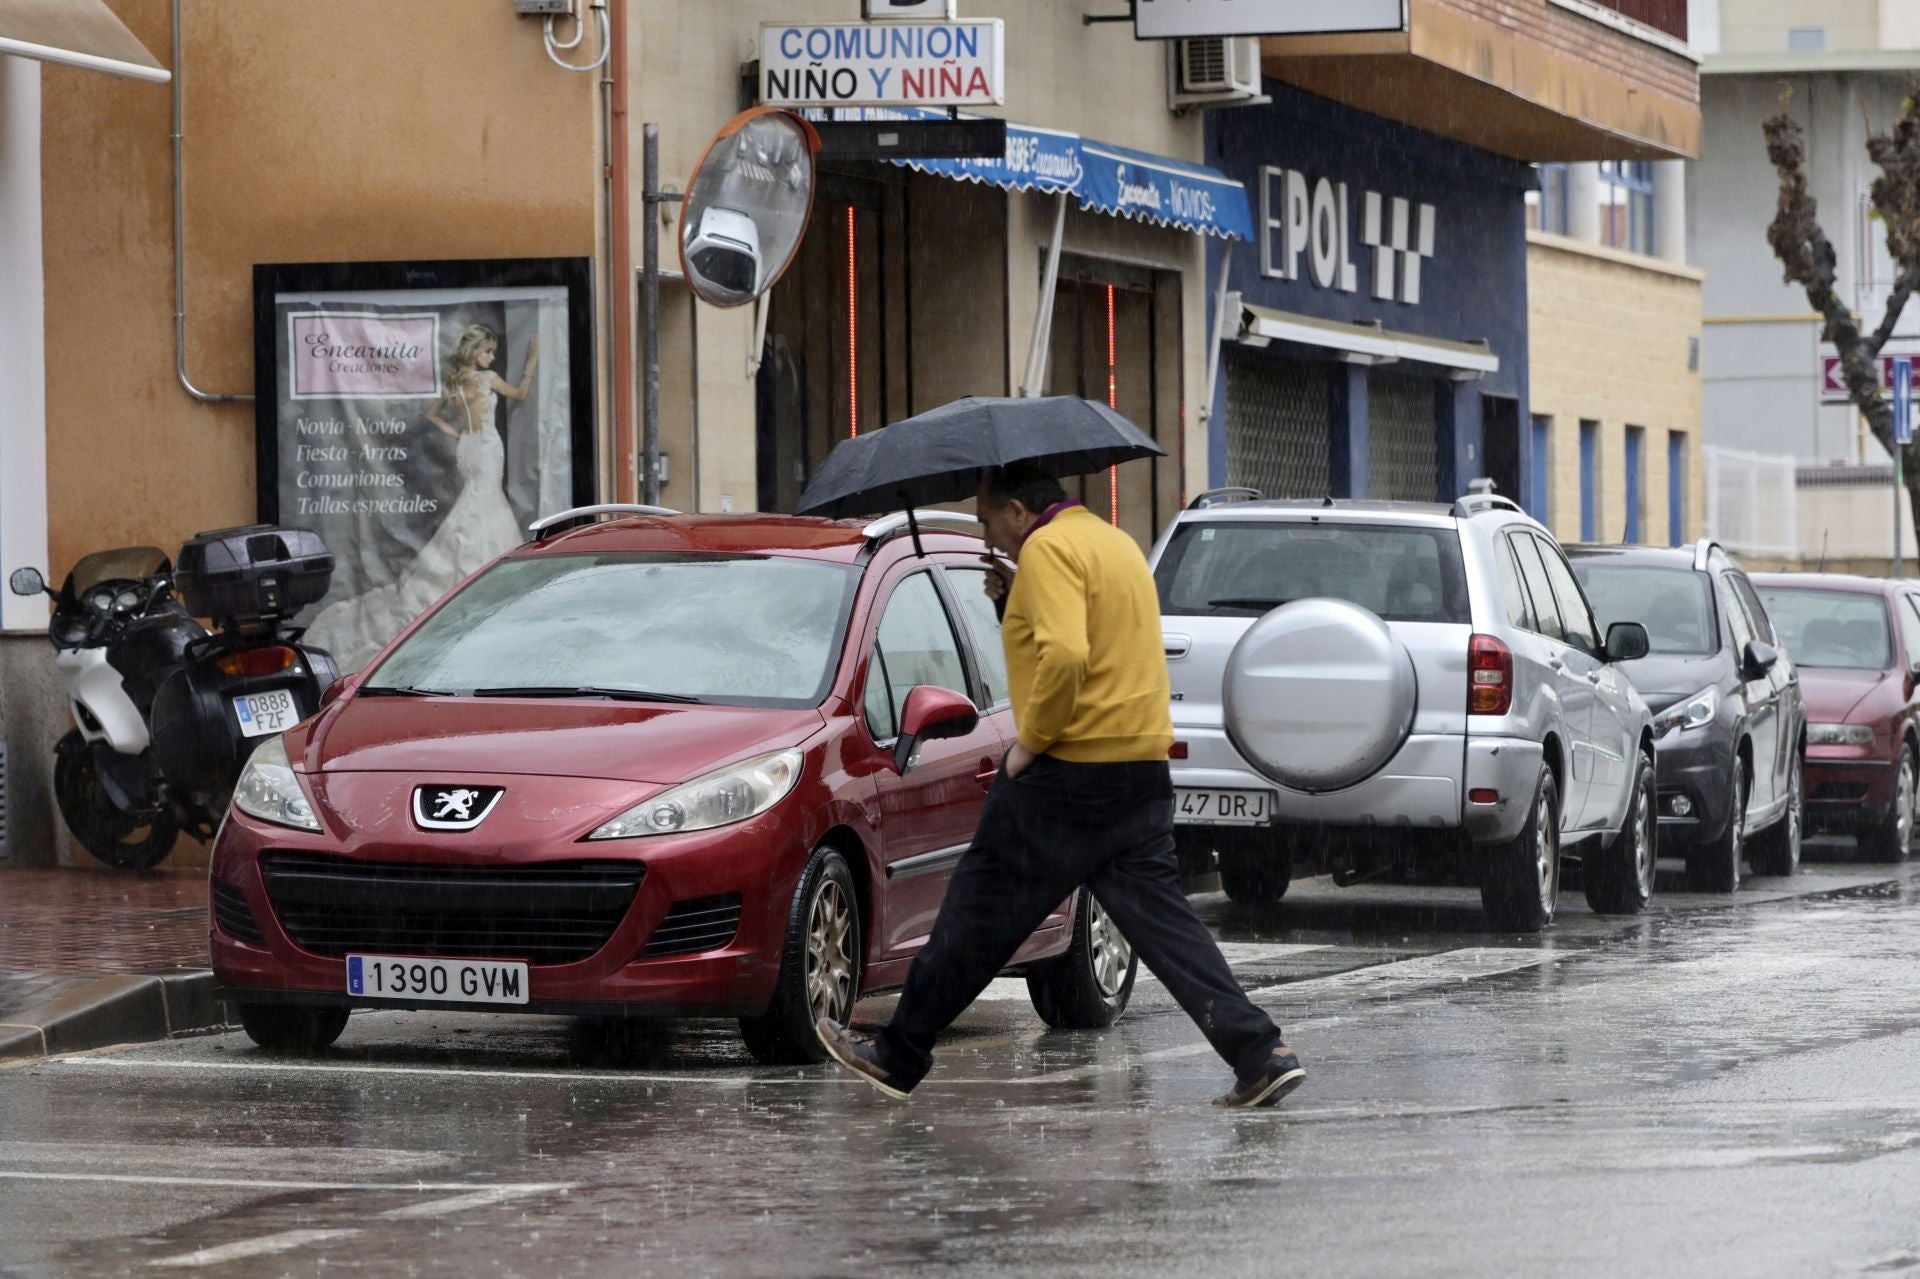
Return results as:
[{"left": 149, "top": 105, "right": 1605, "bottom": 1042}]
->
[{"left": 39, "top": 0, "right": 600, "bottom": 581}]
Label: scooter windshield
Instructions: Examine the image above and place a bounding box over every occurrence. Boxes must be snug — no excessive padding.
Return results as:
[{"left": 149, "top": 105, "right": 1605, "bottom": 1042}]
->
[{"left": 67, "top": 547, "right": 168, "bottom": 594}]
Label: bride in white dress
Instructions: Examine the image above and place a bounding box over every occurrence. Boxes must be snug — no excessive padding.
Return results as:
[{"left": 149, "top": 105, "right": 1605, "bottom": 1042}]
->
[{"left": 306, "top": 324, "right": 539, "bottom": 670}]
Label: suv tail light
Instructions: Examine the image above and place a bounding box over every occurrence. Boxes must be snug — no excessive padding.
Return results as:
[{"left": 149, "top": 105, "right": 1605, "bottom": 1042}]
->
[{"left": 1468, "top": 634, "right": 1513, "bottom": 716}]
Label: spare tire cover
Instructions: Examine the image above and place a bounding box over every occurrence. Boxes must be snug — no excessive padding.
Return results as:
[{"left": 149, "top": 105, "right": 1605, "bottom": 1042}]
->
[{"left": 1223, "top": 598, "right": 1418, "bottom": 793}]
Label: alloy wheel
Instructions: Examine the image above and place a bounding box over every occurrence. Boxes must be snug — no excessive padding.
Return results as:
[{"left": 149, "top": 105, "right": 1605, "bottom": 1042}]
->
[
  {"left": 1534, "top": 783, "right": 1558, "bottom": 911},
  {"left": 1086, "top": 896, "right": 1132, "bottom": 999},
  {"left": 1785, "top": 758, "right": 1803, "bottom": 872},
  {"left": 1729, "top": 770, "right": 1746, "bottom": 886},
  {"left": 1633, "top": 762, "right": 1656, "bottom": 896},
  {"left": 1898, "top": 754, "right": 1915, "bottom": 856},
  {"left": 805, "top": 878, "right": 856, "bottom": 1024}
]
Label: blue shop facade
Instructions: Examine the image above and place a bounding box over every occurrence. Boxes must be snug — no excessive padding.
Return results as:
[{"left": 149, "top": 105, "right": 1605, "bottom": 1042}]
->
[{"left": 1205, "top": 87, "right": 1537, "bottom": 507}]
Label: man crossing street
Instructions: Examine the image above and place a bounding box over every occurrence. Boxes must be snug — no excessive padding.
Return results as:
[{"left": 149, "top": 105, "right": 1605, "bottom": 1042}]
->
[{"left": 820, "top": 461, "right": 1304, "bottom": 1108}]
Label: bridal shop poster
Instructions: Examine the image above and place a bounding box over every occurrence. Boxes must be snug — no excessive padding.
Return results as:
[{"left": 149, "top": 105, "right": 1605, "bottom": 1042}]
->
[{"left": 253, "top": 258, "right": 596, "bottom": 671}]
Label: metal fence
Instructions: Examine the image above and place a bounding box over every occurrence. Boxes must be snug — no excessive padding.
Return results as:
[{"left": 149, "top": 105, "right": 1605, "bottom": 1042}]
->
[
  {"left": 1704, "top": 446, "right": 1799, "bottom": 558},
  {"left": 1224, "top": 350, "right": 1333, "bottom": 500},
  {"left": 1369, "top": 372, "right": 1440, "bottom": 501}
]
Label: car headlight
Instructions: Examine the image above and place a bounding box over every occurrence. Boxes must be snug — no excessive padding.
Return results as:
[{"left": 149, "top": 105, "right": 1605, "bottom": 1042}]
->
[
  {"left": 231, "top": 735, "right": 321, "bottom": 831},
  {"left": 1655, "top": 687, "right": 1717, "bottom": 737},
  {"left": 589, "top": 748, "right": 804, "bottom": 840},
  {"left": 1807, "top": 722, "right": 1875, "bottom": 746}
]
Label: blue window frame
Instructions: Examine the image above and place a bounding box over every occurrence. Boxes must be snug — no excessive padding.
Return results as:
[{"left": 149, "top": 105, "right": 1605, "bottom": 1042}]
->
[
  {"left": 1598, "top": 161, "right": 1655, "bottom": 256},
  {"left": 1529, "top": 415, "right": 1551, "bottom": 521},
  {"left": 1579, "top": 421, "right": 1598, "bottom": 543},
  {"left": 1668, "top": 431, "right": 1686, "bottom": 546},
  {"left": 1528, "top": 164, "right": 1570, "bottom": 236},
  {"left": 1624, "top": 426, "right": 1645, "bottom": 544}
]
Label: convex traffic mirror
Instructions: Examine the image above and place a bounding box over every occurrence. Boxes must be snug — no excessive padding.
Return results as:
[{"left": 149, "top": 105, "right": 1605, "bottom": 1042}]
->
[{"left": 679, "top": 107, "right": 818, "bottom": 308}]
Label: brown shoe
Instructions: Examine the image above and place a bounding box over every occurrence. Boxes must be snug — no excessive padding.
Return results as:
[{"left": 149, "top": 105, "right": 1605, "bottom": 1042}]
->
[
  {"left": 1214, "top": 1046, "right": 1306, "bottom": 1109},
  {"left": 817, "top": 1018, "right": 914, "bottom": 1101}
]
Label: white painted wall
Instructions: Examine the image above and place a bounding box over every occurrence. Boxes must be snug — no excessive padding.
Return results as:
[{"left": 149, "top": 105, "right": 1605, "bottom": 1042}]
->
[{"left": 0, "top": 56, "right": 48, "bottom": 633}]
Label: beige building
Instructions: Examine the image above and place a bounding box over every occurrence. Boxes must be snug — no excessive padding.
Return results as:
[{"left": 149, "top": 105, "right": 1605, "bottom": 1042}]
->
[
  {"left": 0, "top": 1, "right": 1230, "bottom": 866},
  {"left": 1527, "top": 233, "right": 1705, "bottom": 546}
]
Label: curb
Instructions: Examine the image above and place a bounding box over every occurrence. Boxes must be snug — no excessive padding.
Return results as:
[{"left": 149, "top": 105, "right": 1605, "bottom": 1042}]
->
[{"left": 0, "top": 970, "right": 230, "bottom": 1063}]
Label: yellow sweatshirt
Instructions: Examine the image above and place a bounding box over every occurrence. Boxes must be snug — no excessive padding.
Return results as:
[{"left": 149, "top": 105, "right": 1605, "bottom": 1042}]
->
[{"left": 1003, "top": 505, "right": 1174, "bottom": 762}]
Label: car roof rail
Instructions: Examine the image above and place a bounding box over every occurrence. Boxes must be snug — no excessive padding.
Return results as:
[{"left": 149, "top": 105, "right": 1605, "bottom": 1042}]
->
[
  {"left": 1187, "top": 486, "right": 1262, "bottom": 510},
  {"left": 860, "top": 510, "right": 982, "bottom": 544},
  {"left": 1451, "top": 492, "right": 1525, "bottom": 519},
  {"left": 526, "top": 503, "right": 681, "bottom": 542},
  {"left": 1691, "top": 537, "right": 1727, "bottom": 572}
]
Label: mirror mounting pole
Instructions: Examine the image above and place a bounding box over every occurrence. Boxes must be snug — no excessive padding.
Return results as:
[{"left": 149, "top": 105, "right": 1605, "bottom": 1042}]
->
[{"left": 640, "top": 123, "right": 684, "bottom": 508}]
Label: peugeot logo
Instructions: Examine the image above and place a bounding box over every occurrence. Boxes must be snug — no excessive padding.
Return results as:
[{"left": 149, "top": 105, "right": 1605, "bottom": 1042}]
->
[{"left": 412, "top": 784, "right": 504, "bottom": 832}]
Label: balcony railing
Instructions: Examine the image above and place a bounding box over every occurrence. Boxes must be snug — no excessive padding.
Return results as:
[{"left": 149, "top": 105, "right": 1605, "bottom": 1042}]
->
[{"left": 1584, "top": 0, "right": 1687, "bottom": 44}]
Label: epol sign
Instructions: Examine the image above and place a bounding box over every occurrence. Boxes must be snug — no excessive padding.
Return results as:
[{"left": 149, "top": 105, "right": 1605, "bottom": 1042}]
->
[
  {"left": 1258, "top": 166, "right": 1437, "bottom": 305},
  {"left": 1135, "top": 0, "right": 1407, "bottom": 38},
  {"left": 760, "top": 20, "right": 1004, "bottom": 108}
]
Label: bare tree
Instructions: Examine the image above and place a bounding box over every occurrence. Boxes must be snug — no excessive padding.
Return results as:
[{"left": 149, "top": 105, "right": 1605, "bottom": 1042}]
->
[{"left": 1765, "top": 88, "right": 1920, "bottom": 542}]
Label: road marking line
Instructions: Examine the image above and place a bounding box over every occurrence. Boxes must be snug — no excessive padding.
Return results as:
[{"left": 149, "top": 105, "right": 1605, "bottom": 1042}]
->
[
  {"left": 1243, "top": 946, "right": 1562, "bottom": 1001},
  {"left": 973, "top": 942, "right": 1330, "bottom": 1002},
  {"left": 149, "top": 1228, "right": 360, "bottom": 1269},
  {"left": 378, "top": 1184, "right": 562, "bottom": 1219},
  {"left": 56, "top": 1055, "right": 841, "bottom": 1087},
  {"left": 0, "top": 1170, "right": 573, "bottom": 1194}
]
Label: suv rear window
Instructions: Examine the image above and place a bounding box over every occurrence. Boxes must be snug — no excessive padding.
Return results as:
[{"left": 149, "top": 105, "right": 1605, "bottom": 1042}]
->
[{"left": 1154, "top": 521, "right": 1471, "bottom": 623}]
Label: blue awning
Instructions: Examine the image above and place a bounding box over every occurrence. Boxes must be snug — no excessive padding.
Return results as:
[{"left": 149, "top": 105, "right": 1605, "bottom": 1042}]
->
[{"left": 804, "top": 107, "right": 1252, "bottom": 241}]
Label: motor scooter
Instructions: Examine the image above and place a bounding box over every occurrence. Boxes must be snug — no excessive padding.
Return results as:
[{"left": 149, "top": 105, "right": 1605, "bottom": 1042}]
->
[{"left": 9, "top": 526, "right": 337, "bottom": 868}]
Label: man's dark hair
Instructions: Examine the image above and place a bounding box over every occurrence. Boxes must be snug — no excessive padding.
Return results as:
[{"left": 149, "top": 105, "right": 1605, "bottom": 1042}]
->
[{"left": 983, "top": 461, "right": 1067, "bottom": 514}]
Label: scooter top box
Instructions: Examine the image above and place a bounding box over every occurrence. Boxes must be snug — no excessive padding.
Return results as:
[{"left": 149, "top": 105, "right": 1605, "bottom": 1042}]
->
[{"left": 175, "top": 525, "right": 333, "bottom": 624}]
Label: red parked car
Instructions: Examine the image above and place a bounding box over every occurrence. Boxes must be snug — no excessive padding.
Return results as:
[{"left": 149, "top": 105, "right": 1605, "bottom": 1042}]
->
[
  {"left": 210, "top": 508, "right": 1137, "bottom": 1062},
  {"left": 1752, "top": 573, "right": 1920, "bottom": 860}
]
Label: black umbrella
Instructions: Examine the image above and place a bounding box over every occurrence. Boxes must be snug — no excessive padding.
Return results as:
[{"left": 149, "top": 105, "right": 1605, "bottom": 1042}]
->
[{"left": 794, "top": 395, "right": 1166, "bottom": 521}]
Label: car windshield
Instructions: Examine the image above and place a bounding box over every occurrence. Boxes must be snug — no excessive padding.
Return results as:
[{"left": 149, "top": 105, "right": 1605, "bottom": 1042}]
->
[
  {"left": 363, "top": 552, "right": 859, "bottom": 706},
  {"left": 1154, "top": 521, "right": 1471, "bottom": 623},
  {"left": 1571, "top": 564, "right": 1716, "bottom": 656},
  {"left": 1755, "top": 587, "right": 1891, "bottom": 671}
]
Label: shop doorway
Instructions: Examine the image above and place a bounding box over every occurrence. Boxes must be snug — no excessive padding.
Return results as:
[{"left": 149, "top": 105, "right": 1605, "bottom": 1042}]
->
[
  {"left": 1368, "top": 370, "right": 1441, "bottom": 501},
  {"left": 1223, "top": 348, "right": 1334, "bottom": 501},
  {"left": 755, "top": 171, "right": 1008, "bottom": 514},
  {"left": 1043, "top": 256, "right": 1183, "bottom": 547},
  {"left": 1482, "top": 394, "right": 1521, "bottom": 504}
]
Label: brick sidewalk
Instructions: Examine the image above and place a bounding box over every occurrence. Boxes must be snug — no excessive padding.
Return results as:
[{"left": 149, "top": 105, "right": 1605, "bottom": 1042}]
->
[{"left": 0, "top": 866, "right": 208, "bottom": 975}]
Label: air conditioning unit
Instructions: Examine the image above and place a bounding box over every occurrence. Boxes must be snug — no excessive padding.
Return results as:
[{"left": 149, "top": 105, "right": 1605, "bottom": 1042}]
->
[{"left": 1169, "top": 36, "right": 1267, "bottom": 111}]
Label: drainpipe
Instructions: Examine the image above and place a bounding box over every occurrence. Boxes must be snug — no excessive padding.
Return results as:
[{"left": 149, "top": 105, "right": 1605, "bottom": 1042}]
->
[
  {"left": 170, "top": 0, "right": 250, "bottom": 403},
  {"left": 606, "top": 0, "right": 634, "bottom": 502}
]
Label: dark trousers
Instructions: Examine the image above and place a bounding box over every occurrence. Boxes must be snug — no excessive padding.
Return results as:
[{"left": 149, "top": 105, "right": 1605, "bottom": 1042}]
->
[{"left": 875, "top": 756, "right": 1283, "bottom": 1088}]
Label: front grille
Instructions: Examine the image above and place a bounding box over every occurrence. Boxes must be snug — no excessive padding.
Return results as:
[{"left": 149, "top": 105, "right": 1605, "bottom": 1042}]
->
[
  {"left": 261, "top": 853, "right": 645, "bottom": 966},
  {"left": 211, "top": 879, "right": 264, "bottom": 944},
  {"left": 645, "top": 894, "right": 743, "bottom": 957}
]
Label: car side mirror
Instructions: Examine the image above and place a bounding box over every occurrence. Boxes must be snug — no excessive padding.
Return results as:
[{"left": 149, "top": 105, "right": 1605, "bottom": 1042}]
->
[
  {"left": 1604, "top": 621, "right": 1650, "bottom": 663},
  {"left": 8, "top": 567, "right": 46, "bottom": 597},
  {"left": 1743, "top": 640, "right": 1779, "bottom": 679},
  {"left": 894, "top": 685, "right": 979, "bottom": 773},
  {"left": 318, "top": 672, "right": 360, "bottom": 712}
]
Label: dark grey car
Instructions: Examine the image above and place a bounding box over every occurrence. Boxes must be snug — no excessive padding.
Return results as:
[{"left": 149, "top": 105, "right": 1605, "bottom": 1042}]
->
[{"left": 1570, "top": 541, "right": 1805, "bottom": 891}]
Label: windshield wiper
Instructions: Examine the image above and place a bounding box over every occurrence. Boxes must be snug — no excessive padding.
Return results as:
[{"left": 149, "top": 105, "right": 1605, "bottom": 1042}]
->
[
  {"left": 1208, "top": 596, "right": 1292, "bottom": 611},
  {"left": 471, "top": 685, "right": 703, "bottom": 704},
  {"left": 358, "top": 684, "right": 455, "bottom": 697}
]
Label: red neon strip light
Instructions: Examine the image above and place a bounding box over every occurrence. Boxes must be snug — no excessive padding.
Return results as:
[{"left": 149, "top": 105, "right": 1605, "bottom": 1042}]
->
[
  {"left": 1107, "top": 284, "right": 1118, "bottom": 525},
  {"left": 847, "top": 207, "right": 858, "bottom": 438}
]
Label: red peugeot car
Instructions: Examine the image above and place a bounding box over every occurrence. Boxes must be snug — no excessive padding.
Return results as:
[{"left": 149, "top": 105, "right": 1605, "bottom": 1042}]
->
[
  {"left": 210, "top": 508, "right": 1137, "bottom": 1062},
  {"left": 1752, "top": 573, "right": 1920, "bottom": 859}
]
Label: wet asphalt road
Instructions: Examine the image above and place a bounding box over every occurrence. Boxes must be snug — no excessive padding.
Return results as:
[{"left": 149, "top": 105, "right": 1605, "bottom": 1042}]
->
[{"left": 3, "top": 846, "right": 1918, "bottom": 1278}]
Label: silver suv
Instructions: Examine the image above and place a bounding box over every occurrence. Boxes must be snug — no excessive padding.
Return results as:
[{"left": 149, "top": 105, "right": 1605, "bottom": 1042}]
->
[{"left": 1149, "top": 490, "right": 1658, "bottom": 931}]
